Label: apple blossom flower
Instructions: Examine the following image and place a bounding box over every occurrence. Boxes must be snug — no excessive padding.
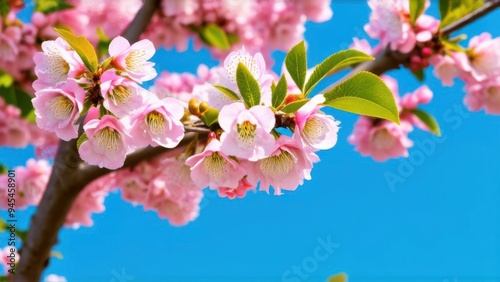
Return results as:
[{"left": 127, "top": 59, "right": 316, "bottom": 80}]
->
[
  {"left": 32, "top": 79, "right": 86, "bottom": 141},
  {"left": 245, "top": 136, "right": 319, "bottom": 195},
  {"left": 349, "top": 117, "right": 414, "bottom": 162},
  {"left": 128, "top": 96, "right": 185, "bottom": 148},
  {"left": 186, "top": 139, "right": 246, "bottom": 189},
  {"left": 218, "top": 102, "right": 276, "bottom": 161},
  {"left": 294, "top": 94, "right": 340, "bottom": 151},
  {"left": 464, "top": 79, "right": 500, "bottom": 114},
  {"left": 32, "top": 37, "right": 85, "bottom": 91},
  {"left": 217, "top": 177, "right": 254, "bottom": 199},
  {"left": 78, "top": 115, "right": 132, "bottom": 169},
  {"left": 430, "top": 54, "right": 459, "bottom": 86},
  {"left": 109, "top": 36, "right": 157, "bottom": 83},
  {"left": 99, "top": 70, "right": 146, "bottom": 117}
]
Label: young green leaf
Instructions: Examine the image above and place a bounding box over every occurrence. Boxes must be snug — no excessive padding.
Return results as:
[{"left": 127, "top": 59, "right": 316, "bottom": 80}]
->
[
  {"left": 440, "top": 0, "right": 484, "bottom": 27},
  {"left": 236, "top": 62, "right": 261, "bottom": 107},
  {"left": 280, "top": 99, "right": 310, "bottom": 114},
  {"left": 410, "top": 0, "right": 426, "bottom": 24},
  {"left": 79, "top": 97, "right": 94, "bottom": 119},
  {"left": 0, "top": 85, "right": 17, "bottom": 106},
  {"left": 35, "top": 0, "right": 74, "bottom": 14},
  {"left": 285, "top": 41, "right": 307, "bottom": 92},
  {"left": 76, "top": 133, "right": 88, "bottom": 149},
  {"left": 200, "top": 107, "right": 220, "bottom": 127},
  {"left": 199, "top": 24, "right": 231, "bottom": 50},
  {"left": 15, "top": 89, "right": 35, "bottom": 118},
  {"left": 304, "top": 49, "right": 374, "bottom": 96},
  {"left": 411, "top": 69, "right": 425, "bottom": 82},
  {"left": 411, "top": 108, "right": 441, "bottom": 136},
  {"left": 55, "top": 28, "right": 98, "bottom": 72},
  {"left": 323, "top": 71, "right": 400, "bottom": 124},
  {"left": 272, "top": 75, "right": 288, "bottom": 108},
  {"left": 0, "top": 0, "right": 10, "bottom": 17},
  {"left": 0, "top": 164, "right": 6, "bottom": 174},
  {"left": 0, "top": 72, "right": 13, "bottom": 87},
  {"left": 213, "top": 85, "right": 240, "bottom": 101},
  {"left": 328, "top": 273, "right": 347, "bottom": 282}
]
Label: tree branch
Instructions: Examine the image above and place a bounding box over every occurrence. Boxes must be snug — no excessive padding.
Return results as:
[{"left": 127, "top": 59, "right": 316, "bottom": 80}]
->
[
  {"left": 15, "top": 1, "right": 161, "bottom": 281},
  {"left": 320, "top": 0, "right": 500, "bottom": 93}
]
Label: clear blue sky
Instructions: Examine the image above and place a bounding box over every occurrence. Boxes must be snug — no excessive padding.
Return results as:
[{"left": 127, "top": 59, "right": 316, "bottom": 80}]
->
[{"left": 1, "top": 1, "right": 500, "bottom": 281}]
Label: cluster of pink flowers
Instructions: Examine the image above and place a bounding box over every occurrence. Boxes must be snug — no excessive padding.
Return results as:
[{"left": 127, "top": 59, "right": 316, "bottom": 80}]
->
[
  {"left": 143, "top": 0, "right": 332, "bottom": 61},
  {"left": 32, "top": 35, "right": 188, "bottom": 170},
  {"left": 348, "top": 75, "right": 434, "bottom": 161},
  {"left": 432, "top": 32, "right": 500, "bottom": 114},
  {"left": 0, "top": 159, "right": 51, "bottom": 210},
  {"left": 182, "top": 48, "right": 339, "bottom": 195},
  {"left": 364, "top": 0, "right": 439, "bottom": 54}
]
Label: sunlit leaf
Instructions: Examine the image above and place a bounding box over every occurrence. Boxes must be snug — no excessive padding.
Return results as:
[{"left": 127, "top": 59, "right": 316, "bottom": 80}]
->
[
  {"left": 55, "top": 28, "right": 98, "bottom": 72},
  {"left": 285, "top": 41, "right": 307, "bottom": 92}
]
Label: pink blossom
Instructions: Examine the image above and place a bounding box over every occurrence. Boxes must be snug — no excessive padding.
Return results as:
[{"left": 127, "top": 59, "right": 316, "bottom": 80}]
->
[
  {"left": 44, "top": 274, "right": 67, "bottom": 282},
  {"left": 245, "top": 136, "right": 319, "bottom": 195},
  {"left": 400, "top": 85, "right": 433, "bottom": 109},
  {"left": 0, "top": 246, "right": 18, "bottom": 273},
  {"left": 186, "top": 139, "right": 246, "bottom": 189},
  {"left": 218, "top": 177, "right": 254, "bottom": 199},
  {"left": 297, "top": 0, "right": 333, "bottom": 22},
  {"left": 32, "top": 37, "right": 85, "bottom": 90},
  {"left": 100, "top": 70, "right": 146, "bottom": 117},
  {"left": 348, "top": 117, "right": 414, "bottom": 162},
  {"left": 0, "top": 20, "right": 21, "bottom": 62},
  {"left": 464, "top": 80, "right": 500, "bottom": 114},
  {"left": 218, "top": 102, "right": 276, "bottom": 161},
  {"left": 350, "top": 38, "right": 377, "bottom": 56},
  {"left": 0, "top": 99, "right": 31, "bottom": 148},
  {"left": 453, "top": 32, "right": 500, "bottom": 82},
  {"left": 128, "top": 96, "right": 185, "bottom": 148},
  {"left": 143, "top": 157, "right": 203, "bottom": 226},
  {"left": 431, "top": 54, "right": 459, "bottom": 86},
  {"left": 78, "top": 115, "right": 132, "bottom": 169},
  {"left": 294, "top": 94, "right": 340, "bottom": 150},
  {"left": 109, "top": 36, "right": 157, "bottom": 83},
  {"left": 118, "top": 169, "right": 150, "bottom": 205},
  {"left": 32, "top": 80, "right": 86, "bottom": 141},
  {"left": 65, "top": 173, "right": 116, "bottom": 228}
]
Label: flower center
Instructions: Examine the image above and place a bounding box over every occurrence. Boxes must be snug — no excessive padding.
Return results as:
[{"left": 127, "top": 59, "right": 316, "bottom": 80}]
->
[
  {"left": 146, "top": 111, "right": 166, "bottom": 135},
  {"left": 48, "top": 95, "right": 74, "bottom": 119},
  {"left": 237, "top": 121, "right": 257, "bottom": 144},
  {"left": 203, "top": 152, "right": 227, "bottom": 180},
  {"left": 487, "top": 87, "right": 500, "bottom": 103},
  {"left": 371, "top": 129, "right": 396, "bottom": 150},
  {"left": 259, "top": 150, "right": 295, "bottom": 176},
  {"left": 95, "top": 127, "right": 121, "bottom": 151},
  {"left": 111, "top": 85, "right": 131, "bottom": 104},
  {"left": 303, "top": 117, "right": 327, "bottom": 141},
  {"left": 125, "top": 49, "right": 147, "bottom": 72}
]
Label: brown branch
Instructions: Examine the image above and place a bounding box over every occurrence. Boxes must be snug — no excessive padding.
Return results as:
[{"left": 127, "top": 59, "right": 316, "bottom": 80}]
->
[
  {"left": 14, "top": 1, "right": 161, "bottom": 281},
  {"left": 320, "top": 0, "right": 500, "bottom": 93}
]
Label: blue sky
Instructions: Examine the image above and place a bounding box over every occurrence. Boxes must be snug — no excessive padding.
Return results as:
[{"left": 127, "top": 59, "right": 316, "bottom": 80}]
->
[{"left": 1, "top": 1, "right": 500, "bottom": 281}]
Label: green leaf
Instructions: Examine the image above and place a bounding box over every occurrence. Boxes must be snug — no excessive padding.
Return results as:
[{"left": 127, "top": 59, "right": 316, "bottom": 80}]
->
[
  {"left": 285, "top": 41, "right": 307, "bottom": 92},
  {"left": 16, "top": 229, "right": 27, "bottom": 242},
  {"left": 236, "top": 62, "right": 261, "bottom": 108},
  {"left": 0, "top": 218, "right": 6, "bottom": 231},
  {"left": 440, "top": 0, "right": 484, "bottom": 27},
  {"left": 272, "top": 75, "right": 288, "bottom": 109},
  {"left": 0, "top": 275, "right": 8, "bottom": 282},
  {"left": 411, "top": 69, "right": 425, "bottom": 82},
  {"left": 440, "top": 37, "right": 467, "bottom": 52},
  {"left": 199, "top": 24, "right": 231, "bottom": 50},
  {"left": 14, "top": 89, "right": 35, "bottom": 118},
  {"left": 99, "top": 105, "right": 111, "bottom": 118},
  {"left": 409, "top": 0, "right": 426, "bottom": 24},
  {"left": 55, "top": 28, "right": 98, "bottom": 72},
  {"left": 76, "top": 133, "right": 88, "bottom": 149},
  {"left": 96, "top": 27, "right": 111, "bottom": 59},
  {"left": 35, "top": 0, "right": 74, "bottom": 14},
  {"left": 280, "top": 99, "right": 310, "bottom": 114},
  {"left": 79, "top": 97, "right": 93, "bottom": 119},
  {"left": 328, "top": 273, "right": 348, "bottom": 282},
  {"left": 0, "top": 85, "right": 17, "bottom": 105},
  {"left": 200, "top": 107, "right": 220, "bottom": 127},
  {"left": 323, "top": 71, "right": 400, "bottom": 124},
  {"left": 51, "top": 250, "right": 64, "bottom": 260},
  {"left": 0, "top": 0, "right": 10, "bottom": 17},
  {"left": 213, "top": 85, "right": 240, "bottom": 101},
  {"left": 411, "top": 108, "right": 441, "bottom": 136},
  {"left": 0, "top": 164, "right": 6, "bottom": 175},
  {"left": 304, "top": 49, "right": 374, "bottom": 96},
  {"left": 0, "top": 72, "right": 14, "bottom": 87}
]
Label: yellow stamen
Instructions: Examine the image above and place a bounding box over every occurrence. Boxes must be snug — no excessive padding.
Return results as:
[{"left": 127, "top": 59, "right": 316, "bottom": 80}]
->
[
  {"left": 48, "top": 95, "right": 74, "bottom": 119},
  {"left": 95, "top": 127, "right": 121, "bottom": 151},
  {"left": 260, "top": 150, "right": 295, "bottom": 176},
  {"left": 237, "top": 121, "right": 257, "bottom": 144},
  {"left": 146, "top": 111, "right": 166, "bottom": 135},
  {"left": 203, "top": 152, "right": 227, "bottom": 180}
]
